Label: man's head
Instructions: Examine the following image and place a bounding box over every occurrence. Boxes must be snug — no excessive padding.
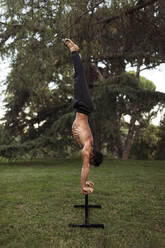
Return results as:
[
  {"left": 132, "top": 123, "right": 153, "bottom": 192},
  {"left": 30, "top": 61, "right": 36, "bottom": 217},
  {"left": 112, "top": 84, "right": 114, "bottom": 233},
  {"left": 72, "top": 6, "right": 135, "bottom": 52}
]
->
[{"left": 90, "top": 149, "right": 103, "bottom": 167}]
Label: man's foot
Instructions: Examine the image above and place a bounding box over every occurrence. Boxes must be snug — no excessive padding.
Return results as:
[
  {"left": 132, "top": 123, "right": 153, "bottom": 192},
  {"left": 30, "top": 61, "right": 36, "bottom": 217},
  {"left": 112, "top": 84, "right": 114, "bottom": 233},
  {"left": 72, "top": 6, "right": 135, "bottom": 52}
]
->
[
  {"left": 81, "top": 186, "right": 94, "bottom": 194},
  {"left": 86, "top": 181, "right": 94, "bottom": 188},
  {"left": 63, "top": 38, "right": 79, "bottom": 52}
]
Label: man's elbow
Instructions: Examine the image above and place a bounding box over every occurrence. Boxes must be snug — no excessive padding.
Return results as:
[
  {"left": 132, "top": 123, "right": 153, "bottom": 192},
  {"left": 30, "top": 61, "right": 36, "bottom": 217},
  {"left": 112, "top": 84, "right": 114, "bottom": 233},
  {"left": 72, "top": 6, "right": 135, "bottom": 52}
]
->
[{"left": 81, "top": 148, "right": 90, "bottom": 159}]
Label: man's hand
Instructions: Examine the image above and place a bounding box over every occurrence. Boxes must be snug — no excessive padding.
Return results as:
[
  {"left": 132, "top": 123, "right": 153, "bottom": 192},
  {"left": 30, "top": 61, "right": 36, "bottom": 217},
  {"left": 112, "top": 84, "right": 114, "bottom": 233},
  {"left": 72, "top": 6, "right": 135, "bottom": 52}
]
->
[
  {"left": 81, "top": 186, "right": 93, "bottom": 194},
  {"left": 86, "top": 181, "right": 94, "bottom": 188}
]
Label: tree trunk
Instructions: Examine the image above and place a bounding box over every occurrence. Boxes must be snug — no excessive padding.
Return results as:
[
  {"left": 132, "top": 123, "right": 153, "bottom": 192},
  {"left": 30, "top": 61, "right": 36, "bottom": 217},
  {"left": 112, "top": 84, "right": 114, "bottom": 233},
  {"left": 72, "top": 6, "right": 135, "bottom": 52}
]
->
[
  {"left": 122, "top": 62, "right": 141, "bottom": 160},
  {"left": 122, "top": 107, "right": 137, "bottom": 160}
]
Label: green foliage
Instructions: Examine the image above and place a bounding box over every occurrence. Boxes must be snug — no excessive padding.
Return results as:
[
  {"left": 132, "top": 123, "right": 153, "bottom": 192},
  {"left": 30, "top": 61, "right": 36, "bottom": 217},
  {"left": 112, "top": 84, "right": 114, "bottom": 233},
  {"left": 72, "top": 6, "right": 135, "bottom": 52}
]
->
[
  {"left": 155, "top": 115, "right": 165, "bottom": 159},
  {"left": 91, "top": 73, "right": 165, "bottom": 156},
  {"left": 128, "top": 71, "right": 156, "bottom": 91},
  {"left": 131, "top": 124, "right": 160, "bottom": 159},
  {"left": 0, "top": 0, "right": 165, "bottom": 159}
]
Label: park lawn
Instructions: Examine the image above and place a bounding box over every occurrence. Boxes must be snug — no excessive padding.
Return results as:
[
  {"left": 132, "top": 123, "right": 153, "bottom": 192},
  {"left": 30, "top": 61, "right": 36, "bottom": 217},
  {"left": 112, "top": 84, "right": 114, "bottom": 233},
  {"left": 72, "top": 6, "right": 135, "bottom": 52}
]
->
[{"left": 0, "top": 159, "right": 164, "bottom": 248}]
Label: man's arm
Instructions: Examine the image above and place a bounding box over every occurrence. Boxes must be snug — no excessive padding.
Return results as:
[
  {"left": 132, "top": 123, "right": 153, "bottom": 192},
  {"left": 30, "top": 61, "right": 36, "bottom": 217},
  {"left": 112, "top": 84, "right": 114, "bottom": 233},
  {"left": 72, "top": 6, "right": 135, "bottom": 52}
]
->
[{"left": 81, "top": 145, "right": 93, "bottom": 194}]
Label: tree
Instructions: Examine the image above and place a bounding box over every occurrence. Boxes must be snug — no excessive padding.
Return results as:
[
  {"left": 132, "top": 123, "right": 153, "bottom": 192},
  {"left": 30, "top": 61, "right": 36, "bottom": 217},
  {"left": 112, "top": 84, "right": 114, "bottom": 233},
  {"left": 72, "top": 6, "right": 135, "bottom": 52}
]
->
[
  {"left": 131, "top": 124, "right": 159, "bottom": 159},
  {"left": 155, "top": 115, "right": 165, "bottom": 159},
  {"left": 122, "top": 70, "right": 156, "bottom": 160},
  {"left": 0, "top": 0, "right": 165, "bottom": 159},
  {"left": 92, "top": 72, "right": 165, "bottom": 158}
]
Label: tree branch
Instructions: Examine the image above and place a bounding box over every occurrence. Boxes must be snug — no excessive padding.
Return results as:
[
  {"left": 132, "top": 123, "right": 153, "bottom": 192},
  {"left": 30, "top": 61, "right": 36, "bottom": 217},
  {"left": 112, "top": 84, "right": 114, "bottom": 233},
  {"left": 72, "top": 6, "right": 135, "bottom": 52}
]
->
[
  {"left": 56, "top": 0, "right": 105, "bottom": 38},
  {"left": 140, "top": 63, "right": 162, "bottom": 72},
  {"left": 101, "top": 0, "right": 158, "bottom": 24},
  {"left": 1, "top": 0, "right": 105, "bottom": 35},
  {"left": 0, "top": 21, "right": 8, "bottom": 26},
  {"left": 0, "top": 21, "right": 21, "bottom": 26}
]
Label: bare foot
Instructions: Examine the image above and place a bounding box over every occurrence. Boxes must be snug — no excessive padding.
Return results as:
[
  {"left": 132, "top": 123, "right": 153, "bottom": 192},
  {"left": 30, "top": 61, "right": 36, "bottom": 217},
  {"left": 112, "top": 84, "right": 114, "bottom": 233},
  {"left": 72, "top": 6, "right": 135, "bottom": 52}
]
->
[
  {"left": 63, "top": 38, "right": 79, "bottom": 52},
  {"left": 81, "top": 186, "right": 94, "bottom": 194},
  {"left": 86, "top": 181, "right": 94, "bottom": 188}
]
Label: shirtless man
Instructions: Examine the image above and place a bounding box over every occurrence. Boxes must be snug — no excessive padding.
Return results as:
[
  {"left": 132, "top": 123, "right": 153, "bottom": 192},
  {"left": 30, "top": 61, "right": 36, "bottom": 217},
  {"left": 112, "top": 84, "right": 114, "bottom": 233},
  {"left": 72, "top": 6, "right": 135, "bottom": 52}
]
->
[{"left": 64, "top": 39, "right": 103, "bottom": 194}]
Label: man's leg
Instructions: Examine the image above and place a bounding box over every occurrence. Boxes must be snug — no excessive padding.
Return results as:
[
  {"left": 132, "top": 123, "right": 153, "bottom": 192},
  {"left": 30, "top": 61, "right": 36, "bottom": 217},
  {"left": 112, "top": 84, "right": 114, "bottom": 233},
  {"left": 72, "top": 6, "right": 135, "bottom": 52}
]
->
[
  {"left": 64, "top": 38, "right": 93, "bottom": 115},
  {"left": 72, "top": 51, "right": 93, "bottom": 115}
]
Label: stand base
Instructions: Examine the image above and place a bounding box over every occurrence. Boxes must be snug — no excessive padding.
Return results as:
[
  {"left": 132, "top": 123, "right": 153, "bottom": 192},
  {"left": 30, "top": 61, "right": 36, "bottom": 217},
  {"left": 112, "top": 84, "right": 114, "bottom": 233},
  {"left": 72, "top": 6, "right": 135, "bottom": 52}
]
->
[
  {"left": 74, "top": 204, "right": 101, "bottom": 208},
  {"left": 69, "top": 223, "right": 104, "bottom": 228},
  {"left": 69, "top": 195, "right": 104, "bottom": 229}
]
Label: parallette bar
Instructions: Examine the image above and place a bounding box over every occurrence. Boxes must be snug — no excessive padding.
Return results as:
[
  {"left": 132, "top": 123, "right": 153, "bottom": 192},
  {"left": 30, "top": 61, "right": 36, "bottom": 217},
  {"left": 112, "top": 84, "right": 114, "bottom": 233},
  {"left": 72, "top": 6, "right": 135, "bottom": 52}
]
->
[{"left": 69, "top": 194, "right": 104, "bottom": 229}]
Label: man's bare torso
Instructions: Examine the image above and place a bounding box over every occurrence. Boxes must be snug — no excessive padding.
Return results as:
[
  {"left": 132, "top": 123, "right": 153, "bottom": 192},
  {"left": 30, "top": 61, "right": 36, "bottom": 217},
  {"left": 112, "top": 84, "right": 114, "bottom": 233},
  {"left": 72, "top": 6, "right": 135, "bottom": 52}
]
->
[{"left": 72, "top": 112, "right": 93, "bottom": 149}]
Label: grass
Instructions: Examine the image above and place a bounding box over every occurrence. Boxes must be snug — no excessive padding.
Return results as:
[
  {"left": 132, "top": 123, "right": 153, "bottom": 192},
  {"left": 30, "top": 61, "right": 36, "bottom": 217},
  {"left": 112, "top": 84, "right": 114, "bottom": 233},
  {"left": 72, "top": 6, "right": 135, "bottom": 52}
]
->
[{"left": 0, "top": 159, "right": 165, "bottom": 248}]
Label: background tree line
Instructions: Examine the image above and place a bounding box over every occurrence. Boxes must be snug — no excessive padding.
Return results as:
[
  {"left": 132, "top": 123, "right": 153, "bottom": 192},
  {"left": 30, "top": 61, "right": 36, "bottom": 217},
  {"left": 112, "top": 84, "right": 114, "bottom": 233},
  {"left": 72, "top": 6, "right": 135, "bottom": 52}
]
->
[{"left": 0, "top": 0, "right": 165, "bottom": 160}]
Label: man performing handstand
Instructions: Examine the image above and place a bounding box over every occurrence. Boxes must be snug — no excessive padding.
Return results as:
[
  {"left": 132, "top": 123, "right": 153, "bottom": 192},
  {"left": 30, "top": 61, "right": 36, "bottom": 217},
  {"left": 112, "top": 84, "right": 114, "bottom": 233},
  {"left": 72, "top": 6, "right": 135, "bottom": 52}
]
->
[{"left": 64, "top": 39, "right": 103, "bottom": 194}]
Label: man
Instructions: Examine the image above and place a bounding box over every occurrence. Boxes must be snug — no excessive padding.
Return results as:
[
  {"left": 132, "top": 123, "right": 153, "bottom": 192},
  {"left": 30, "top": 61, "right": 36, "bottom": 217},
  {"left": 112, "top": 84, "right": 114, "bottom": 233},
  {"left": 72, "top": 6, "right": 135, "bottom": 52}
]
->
[{"left": 64, "top": 39, "right": 103, "bottom": 194}]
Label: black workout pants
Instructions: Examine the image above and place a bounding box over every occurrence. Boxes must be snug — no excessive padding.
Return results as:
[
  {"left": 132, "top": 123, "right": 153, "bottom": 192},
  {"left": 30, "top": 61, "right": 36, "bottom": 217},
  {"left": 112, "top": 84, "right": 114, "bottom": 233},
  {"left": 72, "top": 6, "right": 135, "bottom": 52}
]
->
[{"left": 72, "top": 51, "right": 93, "bottom": 115}]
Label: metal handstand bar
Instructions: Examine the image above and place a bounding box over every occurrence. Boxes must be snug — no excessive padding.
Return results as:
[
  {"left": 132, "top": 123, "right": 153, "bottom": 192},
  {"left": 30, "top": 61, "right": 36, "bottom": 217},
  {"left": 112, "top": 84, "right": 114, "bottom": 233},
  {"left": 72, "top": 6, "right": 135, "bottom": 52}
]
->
[{"left": 69, "top": 194, "right": 104, "bottom": 228}]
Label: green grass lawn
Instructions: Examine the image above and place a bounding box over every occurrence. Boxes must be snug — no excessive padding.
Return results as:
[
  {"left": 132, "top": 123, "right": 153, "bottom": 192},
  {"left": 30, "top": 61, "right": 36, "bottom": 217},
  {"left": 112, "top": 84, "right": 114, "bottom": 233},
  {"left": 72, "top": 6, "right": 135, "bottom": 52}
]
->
[{"left": 0, "top": 159, "right": 165, "bottom": 248}]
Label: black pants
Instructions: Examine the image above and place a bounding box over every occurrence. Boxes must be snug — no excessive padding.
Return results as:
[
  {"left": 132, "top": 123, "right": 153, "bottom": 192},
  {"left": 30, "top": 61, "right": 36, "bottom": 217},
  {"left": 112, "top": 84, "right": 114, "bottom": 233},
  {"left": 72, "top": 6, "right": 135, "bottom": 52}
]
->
[{"left": 72, "top": 51, "right": 93, "bottom": 115}]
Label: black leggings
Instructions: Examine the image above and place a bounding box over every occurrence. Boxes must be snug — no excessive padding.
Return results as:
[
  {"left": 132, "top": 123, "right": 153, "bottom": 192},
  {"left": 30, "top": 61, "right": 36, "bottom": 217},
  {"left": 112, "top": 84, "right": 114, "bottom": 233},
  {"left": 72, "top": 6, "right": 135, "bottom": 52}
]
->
[{"left": 72, "top": 51, "right": 93, "bottom": 115}]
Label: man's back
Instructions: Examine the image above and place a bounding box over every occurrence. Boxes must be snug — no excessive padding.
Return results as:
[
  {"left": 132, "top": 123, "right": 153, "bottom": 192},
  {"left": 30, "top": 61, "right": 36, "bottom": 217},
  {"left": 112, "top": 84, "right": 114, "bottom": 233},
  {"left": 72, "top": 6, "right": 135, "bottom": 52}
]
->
[{"left": 72, "top": 113, "right": 93, "bottom": 149}]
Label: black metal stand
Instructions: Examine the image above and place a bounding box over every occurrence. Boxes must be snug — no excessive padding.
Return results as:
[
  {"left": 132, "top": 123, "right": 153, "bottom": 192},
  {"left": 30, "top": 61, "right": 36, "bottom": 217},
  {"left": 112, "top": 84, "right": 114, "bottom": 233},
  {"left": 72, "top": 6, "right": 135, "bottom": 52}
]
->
[{"left": 69, "top": 194, "right": 104, "bottom": 228}]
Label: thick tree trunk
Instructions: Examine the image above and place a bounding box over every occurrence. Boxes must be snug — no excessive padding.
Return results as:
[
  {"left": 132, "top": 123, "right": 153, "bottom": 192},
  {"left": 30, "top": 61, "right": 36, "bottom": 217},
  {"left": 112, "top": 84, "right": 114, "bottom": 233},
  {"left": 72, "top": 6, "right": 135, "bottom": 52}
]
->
[
  {"left": 122, "top": 62, "right": 141, "bottom": 160},
  {"left": 122, "top": 107, "right": 137, "bottom": 160},
  {"left": 113, "top": 114, "right": 123, "bottom": 158}
]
